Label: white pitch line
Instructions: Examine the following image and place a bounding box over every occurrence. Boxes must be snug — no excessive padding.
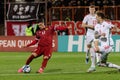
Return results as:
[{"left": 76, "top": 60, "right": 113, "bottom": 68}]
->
[{"left": 0, "top": 71, "right": 83, "bottom": 76}]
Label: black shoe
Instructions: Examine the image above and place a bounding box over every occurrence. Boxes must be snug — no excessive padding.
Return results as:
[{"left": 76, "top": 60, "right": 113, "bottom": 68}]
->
[{"left": 85, "top": 57, "right": 89, "bottom": 64}]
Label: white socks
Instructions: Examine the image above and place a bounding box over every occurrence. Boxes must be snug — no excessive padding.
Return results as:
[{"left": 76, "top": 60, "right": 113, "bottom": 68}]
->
[
  {"left": 90, "top": 48, "right": 96, "bottom": 68},
  {"left": 107, "top": 62, "right": 120, "bottom": 69},
  {"left": 96, "top": 53, "right": 101, "bottom": 63}
]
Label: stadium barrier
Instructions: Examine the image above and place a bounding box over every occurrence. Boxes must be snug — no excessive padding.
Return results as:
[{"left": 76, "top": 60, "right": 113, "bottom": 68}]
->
[
  {"left": 0, "top": 36, "right": 57, "bottom": 52},
  {"left": 5, "top": 21, "right": 120, "bottom": 36},
  {"left": 0, "top": 35, "right": 120, "bottom": 52}
]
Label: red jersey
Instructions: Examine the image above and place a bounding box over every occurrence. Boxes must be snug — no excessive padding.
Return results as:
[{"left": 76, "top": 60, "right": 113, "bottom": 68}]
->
[{"left": 26, "top": 25, "right": 68, "bottom": 47}]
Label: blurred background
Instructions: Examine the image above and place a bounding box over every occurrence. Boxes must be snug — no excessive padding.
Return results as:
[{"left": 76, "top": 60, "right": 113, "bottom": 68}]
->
[{"left": 0, "top": 0, "right": 120, "bottom": 36}]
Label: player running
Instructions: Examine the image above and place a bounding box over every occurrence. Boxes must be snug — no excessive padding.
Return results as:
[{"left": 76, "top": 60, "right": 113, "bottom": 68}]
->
[
  {"left": 87, "top": 11, "right": 120, "bottom": 72},
  {"left": 18, "top": 22, "right": 70, "bottom": 73}
]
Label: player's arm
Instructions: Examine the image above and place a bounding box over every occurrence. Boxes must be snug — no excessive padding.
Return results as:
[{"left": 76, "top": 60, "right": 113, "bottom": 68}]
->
[
  {"left": 81, "top": 23, "right": 94, "bottom": 29},
  {"left": 54, "top": 25, "right": 71, "bottom": 31},
  {"left": 21, "top": 39, "right": 38, "bottom": 48},
  {"left": 26, "top": 39, "right": 38, "bottom": 47},
  {"left": 26, "top": 32, "right": 41, "bottom": 47},
  {"left": 82, "top": 15, "right": 94, "bottom": 29},
  {"left": 21, "top": 36, "right": 39, "bottom": 48}
]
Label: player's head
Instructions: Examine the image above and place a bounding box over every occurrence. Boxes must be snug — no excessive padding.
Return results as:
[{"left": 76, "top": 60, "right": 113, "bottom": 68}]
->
[
  {"left": 27, "top": 21, "right": 32, "bottom": 28},
  {"left": 89, "top": 5, "right": 95, "bottom": 15},
  {"left": 38, "top": 22, "right": 45, "bottom": 29},
  {"left": 96, "top": 11, "right": 105, "bottom": 23}
]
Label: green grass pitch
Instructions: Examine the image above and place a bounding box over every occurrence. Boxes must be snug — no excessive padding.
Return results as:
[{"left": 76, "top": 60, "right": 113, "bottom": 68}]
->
[{"left": 0, "top": 52, "right": 120, "bottom": 80}]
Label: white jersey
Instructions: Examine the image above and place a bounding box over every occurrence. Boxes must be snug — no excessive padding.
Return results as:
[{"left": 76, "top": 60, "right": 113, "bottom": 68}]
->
[
  {"left": 82, "top": 14, "right": 97, "bottom": 36},
  {"left": 106, "top": 21, "right": 114, "bottom": 46},
  {"left": 94, "top": 21, "right": 113, "bottom": 46}
]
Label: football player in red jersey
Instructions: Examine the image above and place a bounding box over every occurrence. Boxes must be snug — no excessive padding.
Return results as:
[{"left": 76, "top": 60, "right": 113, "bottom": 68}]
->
[{"left": 18, "top": 22, "right": 70, "bottom": 73}]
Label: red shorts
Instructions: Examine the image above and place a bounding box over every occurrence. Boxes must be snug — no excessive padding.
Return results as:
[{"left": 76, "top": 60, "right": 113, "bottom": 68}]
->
[{"left": 33, "top": 46, "right": 52, "bottom": 58}]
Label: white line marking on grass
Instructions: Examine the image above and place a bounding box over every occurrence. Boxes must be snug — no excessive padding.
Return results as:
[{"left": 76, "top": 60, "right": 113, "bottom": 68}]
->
[{"left": 0, "top": 71, "right": 83, "bottom": 76}]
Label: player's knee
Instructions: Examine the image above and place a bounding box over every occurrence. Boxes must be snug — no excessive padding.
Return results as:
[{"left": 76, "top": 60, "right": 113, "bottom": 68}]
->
[
  {"left": 94, "top": 48, "right": 99, "bottom": 53},
  {"left": 43, "top": 56, "right": 49, "bottom": 60},
  {"left": 32, "top": 53, "right": 38, "bottom": 57}
]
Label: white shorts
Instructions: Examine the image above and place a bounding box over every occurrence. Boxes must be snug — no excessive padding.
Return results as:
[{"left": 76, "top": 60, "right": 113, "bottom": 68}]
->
[
  {"left": 98, "top": 45, "right": 112, "bottom": 54},
  {"left": 86, "top": 35, "right": 94, "bottom": 45}
]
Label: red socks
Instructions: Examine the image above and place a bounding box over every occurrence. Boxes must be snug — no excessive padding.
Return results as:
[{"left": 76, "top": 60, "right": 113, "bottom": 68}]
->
[
  {"left": 41, "top": 59, "right": 49, "bottom": 69},
  {"left": 25, "top": 55, "right": 49, "bottom": 70},
  {"left": 26, "top": 55, "right": 35, "bottom": 65}
]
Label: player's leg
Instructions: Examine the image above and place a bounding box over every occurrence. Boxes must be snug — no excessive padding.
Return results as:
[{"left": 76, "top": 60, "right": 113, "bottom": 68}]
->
[
  {"left": 97, "top": 53, "right": 109, "bottom": 67},
  {"left": 85, "top": 35, "right": 94, "bottom": 64},
  {"left": 96, "top": 46, "right": 111, "bottom": 66},
  {"left": 18, "top": 53, "right": 37, "bottom": 73},
  {"left": 85, "top": 44, "right": 91, "bottom": 64},
  {"left": 25, "top": 53, "right": 38, "bottom": 65},
  {"left": 98, "top": 61, "right": 120, "bottom": 71},
  {"left": 37, "top": 47, "right": 52, "bottom": 73},
  {"left": 18, "top": 47, "right": 41, "bottom": 73},
  {"left": 87, "top": 48, "right": 96, "bottom": 72},
  {"left": 37, "top": 56, "right": 50, "bottom": 73},
  {"left": 96, "top": 53, "right": 101, "bottom": 63},
  {"left": 100, "top": 45, "right": 112, "bottom": 63},
  {"left": 98, "top": 53, "right": 120, "bottom": 70},
  {"left": 98, "top": 46, "right": 120, "bottom": 70},
  {"left": 106, "top": 62, "right": 120, "bottom": 70}
]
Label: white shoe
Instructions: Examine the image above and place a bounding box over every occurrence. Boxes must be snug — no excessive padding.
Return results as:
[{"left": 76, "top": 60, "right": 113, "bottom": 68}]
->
[
  {"left": 87, "top": 67, "right": 96, "bottom": 73},
  {"left": 117, "top": 66, "right": 120, "bottom": 71}
]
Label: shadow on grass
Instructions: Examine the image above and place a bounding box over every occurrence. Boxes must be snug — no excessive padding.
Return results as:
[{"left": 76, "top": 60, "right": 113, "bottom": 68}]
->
[
  {"left": 44, "top": 68, "right": 120, "bottom": 74},
  {"left": 85, "top": 70, "right": 120, "bottom": 75},
  {"left": 102, "top": 70, "right": 120, "bottom": 74},
  {"left": 45, "top": 69, "right": 62, "bottom": 73}
]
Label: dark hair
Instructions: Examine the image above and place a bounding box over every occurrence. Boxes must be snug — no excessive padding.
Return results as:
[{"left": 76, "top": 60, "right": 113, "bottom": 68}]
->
[
  {"left": 89, "top": 5, "right": 95, "bottom": 8},
  {"left": 27, "top": 21, "right": 32, "bottom": 28},
  {"left": 96, "top": 12, "right": 105, "bottom": 19}
]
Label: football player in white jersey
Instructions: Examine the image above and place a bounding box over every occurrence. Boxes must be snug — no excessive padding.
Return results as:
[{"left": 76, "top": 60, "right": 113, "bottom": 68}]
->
[
  {"left": 87, "top": 11, "right": 120, "bottom": 72},
  {"left": 82, "top": 5, "right": 100, "bottom": 64}
]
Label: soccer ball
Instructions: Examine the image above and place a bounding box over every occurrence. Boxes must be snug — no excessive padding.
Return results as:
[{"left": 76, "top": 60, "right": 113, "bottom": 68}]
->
[{"left": 22, "top": 65, "right": 31, "bottom": 73}]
